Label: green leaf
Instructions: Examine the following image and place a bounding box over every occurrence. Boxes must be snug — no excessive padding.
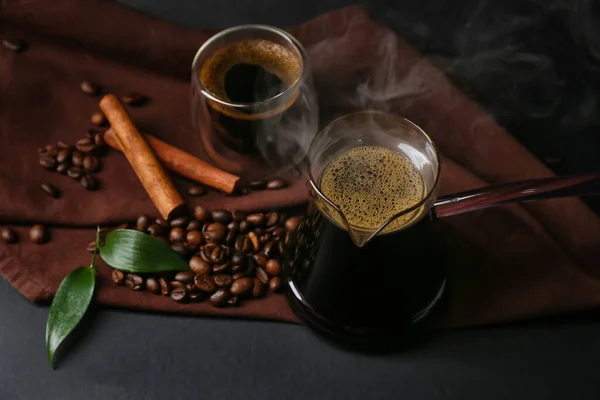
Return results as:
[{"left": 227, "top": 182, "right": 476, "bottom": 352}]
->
[
  {"left": 46, "top": 266, "right": 96, "bottom": 369},
  {"left": 98, "top": 229, "right": 189, "bottom": 273}
]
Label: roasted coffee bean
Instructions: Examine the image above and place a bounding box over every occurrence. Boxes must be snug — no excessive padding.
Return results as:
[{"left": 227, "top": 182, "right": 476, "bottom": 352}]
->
[
  {"left": 126, "top": 273, "right": 144, "bottom": 290},
  {"left": 248, "top": 180, "right": 267, "bottom": 190},
  {"left": 256, "top": 266, "right": 269, "bottom": 285},
  {"left": 266, "top": 177, "right": 288, "bottom": 190},
  {"left": 171, "top": 287, "right": 189, "bottom": 303},
  {"left": 269, "top": 277, "right": 282, "bottom": 292},
  {"left": 41, "top": 183, "right": 60, "bottom": 199},
  {"left": 246, "top": 213, "right": 265, "bottom": 226},
  {"left": 231, "top": 263, "right": 244, "bottom": 273},
  {"left": 265, "top": 259, "right": 281, "bottom": 276},
  {"left": 234, "top": 235, "right": 252, "bottom": 253},
  {"left": 146, "top": 277, "right": 160, "bottom": 294},
  {"left": 188, "top": 185, "right": 206, "bottom": 196},
  {"left": 225, "top": 230, "right": 237, "bottom": 245},
  {"left": 91, "top": 111, "right": 107, "bottom": 127},
  {"left": 272, "top": 227, "right": 286, "bottom": 239},
  {"left": 159, "top": 277, "right": 171, "bottom": 295},
  {"left": 199, "top": 248, "right": 213, "bottom": 264},
  {"left": 239, "top": 220, "right": 251, "bottom": 233},
  {"left": 252, "top": 279, "right": 266, "bottom": 298},
  {"left": 80, "top": 174, "right": 98, "bottom": 190},
  {"left": 29, "top": 224, "right": 49, "bottom": 244},
  {"left": 147, "top": 223, "right": 164, "bottom": 237},
  {"left": 245, "top": 257, "right": 257, "bottom": 275},
  {"left": 39, "top": 156, "right": 57, "bottom": 170},
  {"left": 204, "top": 222, "right": 226, "bottom": 243},
  {"left": 184, "top": 283, "right": 197, "bottom": 293},
  {"left": 264, "top": 225, "right": 277, "bottom": 233},
  {"left": 1, "top": 228, "right": 18, "bottom": 244},
  {"left": 171, "top": 243, "right": 190, "bottom": 259},
  {"left": 254, "top": 227, "right": 264, "bottom": 235},
  {"left": 213, "top": 274, "right": 233, "bottom": 288},
  {"left": 76, "top": 137, "right": 96, "bottom": 153},
  {"left": 189, "top": 292, "right": 204, "bottom": 302},
  {"left": 266, "top": 212, "right": 279, "bottom": 227},
  {"left": 212, "top": 263, "right": 231, "bottom": 274},
  {"left": 253, "top": 253, "right": 267, "bottom": 266},
  {"left": 171, "top": 281, "right": 184, "bottom": 289},
  {"left": 83, "top": 155, "right": 100, "bottom": 172},
  {"left": 136, "top": 215, "right": 150, "bottom": 231},
  {"left": 112, "top": 269, "right": 125, "bottom": 285},
  {"left": 80, "top": 80, "right": 100, "bottom": 96},
  {"left": 155, "top": 217, "right": 170, "bottom": 229},
  {"left": 67, "top": 167, "right": 82, "bottom": 179},
  {"left": 169, "top": 227, "right": 185, "bottom": 243},
  {"left": 285, "top": 231, "right": 297, "bottom": 248},
  {"left": 285, "top": 216, "right": 302, "bottom": 232},
  {"left": 211, "top": 209, "right": 232, "bottom": 223},
  {"left": 189, "top": 256, "right": 211, "bottom": 276},
  {"left": 227, "top": 296, "right": 240, "bottom": 306},
  {"left": 122, "top": 92, "right": 148, "bottom": 106},
  {"left": 247, "top": 232, "right": 260, "bottom": 252},
  {"left": 227, "top": 220, "right": 239, "bottom": 233},
  {"left": 71, "top": 150, "right": 83, "bottom": 167},
  {"left": 94, "top": 132, "right": 105, "bottom": 147},
  {"left": 193, "top": 205, "right": 210, "bottom": 223},
  {"left": 2, "top": 38, "right": 27, "bottom": 53},
  {"left": 278, "top": 241, "right": 285, "bottom": 256},
  {"left": 194, "top": 275, "right": 216, "bottom": 293},
  {"left": 86, "top": 240, "right": 97, "bottom": 253},
  {"left": 232, "top": 210, "right": 246, "bottom": 221},
  {"left": 259, "top": 233, "right": 271, "bottom": 245},
  {"left": 231, "top": 252, "right": 247, "bottom": 267},
  {"left": 56, "top": 148, "right": 71, "bottom": 163},
  {"left": 56, "top": 163, "right": 69, "bottom": 174},
  {"left": 174, "top": 270, "right": 195, "bottom": 283},
  {"left": 186, "top": 230, "right": 203, "bottom": 246},
  {"left": 209, "top": 289, "right": 231, "bottom": 307},
  {"left": 231, "top": 272, "right": 246, "bottom": 280},
  {"left": 186, "top": 220, "right": 202, "bottom": 231},
  {"left": 230, "top": 277, "right": 254, "bottom": 296},
  {"left": 210, "top": 245, "right": 227, "bottom": 264},
  {"left": 169, "top": 216, "right": 189, "bottom": 228}
]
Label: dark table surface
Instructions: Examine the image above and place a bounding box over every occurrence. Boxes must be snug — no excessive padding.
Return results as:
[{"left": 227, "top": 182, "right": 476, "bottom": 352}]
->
[{"left": 3, "top": 0, "right": 600, "bottom": 399}]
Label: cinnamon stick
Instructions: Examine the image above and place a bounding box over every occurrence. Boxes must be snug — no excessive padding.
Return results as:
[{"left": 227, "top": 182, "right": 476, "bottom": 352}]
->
[
  {"left": 99, "top": 94, "right": 185, "bottom": 220},
  {"left": 104, "top": 129, "right": 240, "bottom": 194}
]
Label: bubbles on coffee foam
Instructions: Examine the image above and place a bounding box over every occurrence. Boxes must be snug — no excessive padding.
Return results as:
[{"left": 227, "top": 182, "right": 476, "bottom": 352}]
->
[{"left": 319, "top": 146, "right": 425, "bottom": 231}]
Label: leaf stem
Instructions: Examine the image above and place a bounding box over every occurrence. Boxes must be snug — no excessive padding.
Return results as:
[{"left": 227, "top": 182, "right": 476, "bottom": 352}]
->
[{"left": 89, "top": 226, "right": 101, "bottom": 269}]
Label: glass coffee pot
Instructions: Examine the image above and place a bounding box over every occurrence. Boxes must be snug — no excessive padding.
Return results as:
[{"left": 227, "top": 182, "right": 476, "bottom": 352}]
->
[{"left": 284, "top": 110, "right": 600, "bottom": 349}]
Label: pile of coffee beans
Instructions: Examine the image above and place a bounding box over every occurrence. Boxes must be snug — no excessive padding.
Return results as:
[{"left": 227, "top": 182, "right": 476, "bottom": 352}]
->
[
  {"left": 38, "top": 130, "right": 108, "bottom": 194},
  {"left": 1, "top": 225, "right": 50, "bottom": 245},
  {"left": 105, "top": 206, "right": 302, "bottom": 307}
]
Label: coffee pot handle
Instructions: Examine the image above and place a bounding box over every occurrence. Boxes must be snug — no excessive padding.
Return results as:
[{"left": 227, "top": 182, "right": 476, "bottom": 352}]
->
[{"left": 432, "top": 172, "right": 600, "bottom": 219}]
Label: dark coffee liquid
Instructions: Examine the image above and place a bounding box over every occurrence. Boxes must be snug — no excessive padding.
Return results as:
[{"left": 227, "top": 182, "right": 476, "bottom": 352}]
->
[
  {"left": 285, "top": 147, "right": 447, "bottom": 349},
  {"left": 224, "top": 63, "right": 285, "bottom": 104}
]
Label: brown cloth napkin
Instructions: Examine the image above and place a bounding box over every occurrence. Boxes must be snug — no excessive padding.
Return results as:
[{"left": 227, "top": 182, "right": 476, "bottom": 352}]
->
[{"left": 2, "top": 0, "right": 600, "bottom": 327}]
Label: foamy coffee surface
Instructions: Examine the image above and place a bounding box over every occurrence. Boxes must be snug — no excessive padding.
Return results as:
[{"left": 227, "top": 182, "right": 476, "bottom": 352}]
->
[
  {"left": 319, "top": 146, "right": 425, "bottom": 233},
  {"left": 200, "top": 38, "right": 301, "bottom": 103}
]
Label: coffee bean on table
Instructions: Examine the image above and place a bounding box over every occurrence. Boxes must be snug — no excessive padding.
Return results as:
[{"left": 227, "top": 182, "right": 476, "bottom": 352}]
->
[
  {"left": 29, "top": 224, "right": 49, "bottom": 244},
  {"left": 278, "top": 241, "right": 285, "bottom": 255},
  {"left": 136, "top": 215, "right": 150, "bottom": 231},
  {"left": 266, "top": 212, "right": 279, "bottom": 227},
  {"left": 146, "top": 277, "right": 160, "bottom": 294},
  {"left": 80, "top": 174, "right": 98, "bottom": 190},
  {"left": 239, "top": 220, "right": 251, "bottom": 233},
  {"left": 254, "top": 253, "right": 267, "bottom": 266},
  {"left": 174, "top": 270, "right": 195, "bottom": 283},
  {"left": 56, "top": 148, "right": 71, "bottom": 163},
  {"left": 273, "top": 227, "right": 285, "bottom": 239},
  {"left": 246, "top": 213, "right": 265, "bottom": 226},
  {"left": 210, "top": 245, "right": 227, "bottom": 264},
  {"left": 189, "top": 256, "right": 211, "bottom": 275},
  {"left": 171, "top": 243, "right": 190, "bottom": 259},
  {"left": 76, "top": 137, "right": 96, "bottom": 153},
  {"left": 256, "top": 266, "right": 269, "bottom": 285},
  {"left": 56, "top": 163, "right": 69, "bottom": 174},
  {"left": 193, "top": 206, "right": 210, "bottom": 223},
  {"left": 227, "top": 220, "right": 239, "bottom": 233},
  {"left": 211, "top": 210, "right": 232, "bottom": 223},
  {"left": 159, "top": 277, "right": 171, "bottom": 295},
  {"left": 225, "top": 231, "right": 236, "bottom": 245},
  {"left": 71, "top": 150, "right": 83, "bottom": 166},
  {"left": 186, "top": 282, "right": 199, "bottom": 293},
  {"left": 209, "top": 289, "right": 231, "bottom": 307},
  {"left": 186, "top": 220, "right": 202, "bottom": 231},
  {"left": 83, "top": 155, "right": 100, "bottom": 172},
  {"left": 259, "top": 233, "right": 271, "bottom": 245},
  {"left": 188, "top": 186, "right": 206, "bottom": 196},
  {"left": 252, "top": 279, "right": 266, "bottom": 298},
  {"left": 230, "top": 277, "right": 254, "bottom": 296},
  {"left": 266, "top": 177, "right": 287, "bottom": 190},
  {"left": 112, "top": 270, "right": 125, "bottom": 285},
  {"left": 231, "top": 263, "right": 243, "bottom": 273},
  {"left": 91, "top": 111, "right": 107, "bottom": 127},
  {"left": 170, "top": 281, "right": 184, "bottom": 289},
  {"left": 230, "top": 252, "right": 246, "bottom": 267},
  {"left": 285, "top": 216, "right": 302, "bottom": 232},
  {"left": 212, "top": 263, "right": 231, "bottom": 274},
  {"left": 155, "top": 217, "right": 170, "bottom": 229},
  {"left": 171, "top": 287, "right": 189, "bottom": 303},
  {"left": 226, "top": 296, "right": 240, "bottom": 306},
  {"left": 80, "top": 80, "right": 100, "bottom": 96},
  {"left": 169, "top": 216, "right": 189, "bottom": 228},
  {"left": 189, "top": 292, "right": 204, "bottom": 302},
  {"left": 234, "top": 235, "right": 252, "bottom": 253},
  {"left": 39, "top": 156, "right": 57, "bottom": 170},
  {"left": 213, "top": 274, "right": 233, "bottom": 288},
  {"left": 232, "top": 272, "right": 246, "bottom": 280},
  {"left": 66, "top": 167, "right": 81, "bottom": 179},
  {"left": 248, "top": 180, "right": 266, "bottom": 190},
  {"left": 122, "top": 93, "right": 148, "bottom": 106},
  {"left": 169, "top": 227, "right": 185, "bottom": 242},
  {"left": 86, "top": 240, "right": 97, "bottom": 253},
  {"left": 204, "top": 222, "right": 226, "bottom": 243},
  {"left": 265, "top": 259, "right": 281, "bottom": 276},
  {"left": 232, "top": 210, "right": 246, "bottom": 221},
  {"left": 2, "top": 38, "right": 27, "bottom": 53},
  {"left": 247, "top": 232, "right": 260, "bottom": 252},
  {"left": 0, "top": 228, "right": 18, "bottom": 244},
  {"left": 269, "top": 277, "right": 282, "bottom": 292},
  {"left": 147, "top": 223, "right": 164, "bottom": 237},
  {"left": 94, "top": 132, "right": 105, "bottom": 147},
  {"left": 126, "top": 273, "right": 144, "bottom": 290},
  {"left": 40, "top": 183, "right": 60, "bottom": 199},
  {"left": 186, "top": 230, "right": 203, "bottom": 246},
  {"left": 194, "top": 275, "right": 216, "bottom": 293}
]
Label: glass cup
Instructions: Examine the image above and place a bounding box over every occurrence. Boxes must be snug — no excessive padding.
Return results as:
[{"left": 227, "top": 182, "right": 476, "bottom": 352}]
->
[
  {"left": 191, "top": 25, "right": 318, "bottom": 180},
  {"left": 285, "top": 111, "right": 446, "bottom": 349}
]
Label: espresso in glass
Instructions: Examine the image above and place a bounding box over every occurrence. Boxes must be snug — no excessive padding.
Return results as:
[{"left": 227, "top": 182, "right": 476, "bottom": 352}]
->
[{"left": 285, "top": 112, "right": 447, "bottom": 350}]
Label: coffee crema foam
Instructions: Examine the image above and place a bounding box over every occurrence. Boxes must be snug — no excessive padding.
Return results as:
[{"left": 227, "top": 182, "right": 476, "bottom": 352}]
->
[
  {"left": 319, "top": 146, "right": 426, "bottom": 233},
  {"left": 199, "top": 38, "right": 301, "bottom": 119}
]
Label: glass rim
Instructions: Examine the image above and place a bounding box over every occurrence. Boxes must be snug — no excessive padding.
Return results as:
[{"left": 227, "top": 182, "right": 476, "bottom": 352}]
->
[
  {"left": 306, "top": 110, "right": 442, "bottom": 235},
  {"left": 191, "top": 24, "right": 309, "bottom": 110}
]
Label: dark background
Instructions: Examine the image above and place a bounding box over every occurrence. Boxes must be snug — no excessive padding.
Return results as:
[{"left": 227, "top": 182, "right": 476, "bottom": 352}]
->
[{"left": 2, "top": 0, "right": 600, "bottom": 398}]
